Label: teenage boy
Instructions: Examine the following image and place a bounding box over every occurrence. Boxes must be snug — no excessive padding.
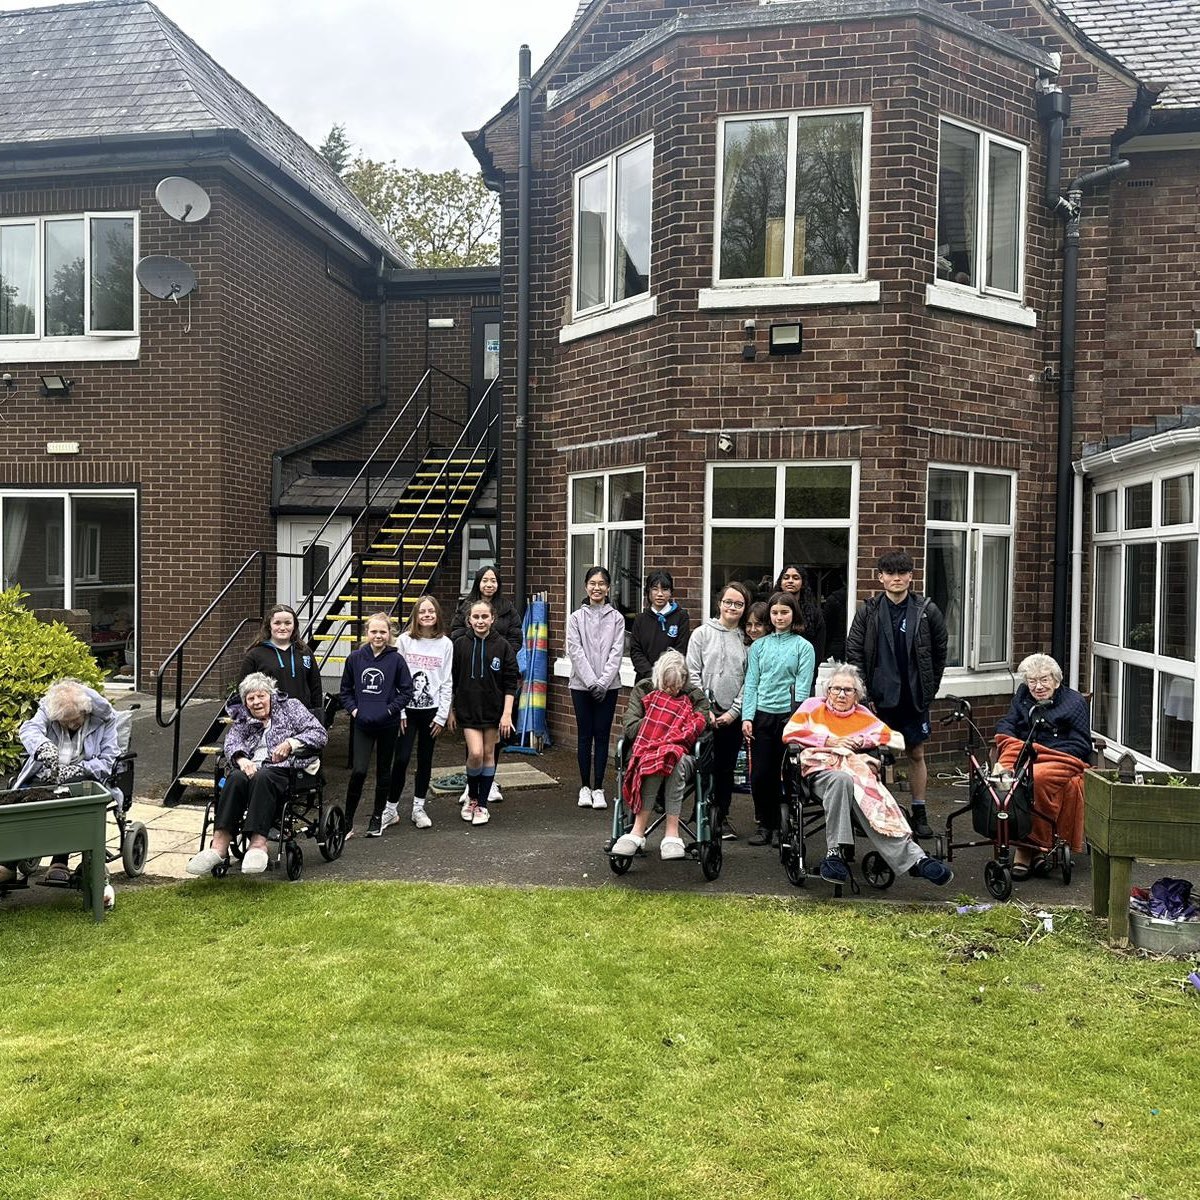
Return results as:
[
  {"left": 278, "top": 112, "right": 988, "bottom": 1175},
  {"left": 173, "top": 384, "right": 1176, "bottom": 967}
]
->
[{"left": 846, "top": 550, "right": 948, "bottom": 838}]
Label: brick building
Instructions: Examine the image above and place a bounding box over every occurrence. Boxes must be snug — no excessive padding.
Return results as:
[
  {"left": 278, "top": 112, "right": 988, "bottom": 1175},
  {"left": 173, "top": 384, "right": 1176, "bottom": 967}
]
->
[
  {"left": 0, "top": 0, "right": 500, "bottom": 693},
  {"left": 468, "top": 0, "right": 1200, "bottom": 767}
]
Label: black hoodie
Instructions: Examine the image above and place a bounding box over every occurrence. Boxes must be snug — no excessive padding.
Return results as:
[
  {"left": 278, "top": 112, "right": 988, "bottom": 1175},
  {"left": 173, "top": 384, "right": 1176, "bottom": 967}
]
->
[
  {"left": 451, "top": 630, "right": 519, "bottom": 727},
  {"left": 240, "top": 641, "right": 325, "bottom": 717}
]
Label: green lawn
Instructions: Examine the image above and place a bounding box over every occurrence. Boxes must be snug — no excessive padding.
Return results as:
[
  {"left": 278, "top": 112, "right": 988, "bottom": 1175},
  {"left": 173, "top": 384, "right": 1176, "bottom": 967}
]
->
[{"left": 2, "top": 883, "right": 1197, "bottom": 1200}]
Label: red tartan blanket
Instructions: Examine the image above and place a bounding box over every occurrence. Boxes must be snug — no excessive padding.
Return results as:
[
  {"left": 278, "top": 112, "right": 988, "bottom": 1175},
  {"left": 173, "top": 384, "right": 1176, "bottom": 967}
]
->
[{"left": 622, "top": 691, "right": 707, "bottom": 814}]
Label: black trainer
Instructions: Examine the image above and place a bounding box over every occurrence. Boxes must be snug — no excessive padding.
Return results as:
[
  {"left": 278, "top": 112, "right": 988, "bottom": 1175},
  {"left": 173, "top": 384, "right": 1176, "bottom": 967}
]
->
[
  {"left": 909, "top": 806, "right": 934, "bottom": 839},
  {"left": 719, "top": 820, "right": 739, "bottom": 841},
  {"left": 819, "top": 853, "right": 851, "bottom": 883},
  {"left": 366, "top": 814, "right": 383, "bottom": 838},
  {"left": 747, "top": 826, "right": 772, "bottom": 846}
]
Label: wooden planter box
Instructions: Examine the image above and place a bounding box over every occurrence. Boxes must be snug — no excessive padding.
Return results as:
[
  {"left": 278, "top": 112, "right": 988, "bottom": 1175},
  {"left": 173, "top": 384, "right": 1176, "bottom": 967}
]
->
[
  {"left": 1084, "top": 769, "right": 1200, "bottom": 945},
  {"left": 0, "top": 781, "right": 111, "bottom": 921}
]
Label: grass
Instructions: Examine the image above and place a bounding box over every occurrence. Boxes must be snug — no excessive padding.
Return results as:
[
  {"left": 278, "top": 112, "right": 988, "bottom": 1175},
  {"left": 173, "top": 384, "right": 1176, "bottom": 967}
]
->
[{"left": 2, "top": 883, "right": 1198, "bottom": 1200}]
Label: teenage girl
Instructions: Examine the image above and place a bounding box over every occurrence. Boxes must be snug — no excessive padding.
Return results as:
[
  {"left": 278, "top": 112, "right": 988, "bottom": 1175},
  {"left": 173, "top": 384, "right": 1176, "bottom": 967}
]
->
[
  {"left": 451, "top": 564, "right": 523, "bottom": 802},
  {"left": 745, "top": 601, "right": 769, "bottom": 644},
  {"left": 741, "top": 591, "right": 815, "bottom": 846},
  {"left": 775, "top": 563, "right": 827, "bottom": 662},
  {"left": 240, "top": 604, "right": 325, "bottom": 719},
  {"left": 338, "top": 612, "right": 413, "bottom": 838},
  {"left": 388, "top": 595, "right": 454, "bottom": 831},
  {"left": 566, "top": 565, "right": 626, "bottom": 810},
  {"left": 451, "top": 598, "right": 519, "bottom": 826},
  {"left": 685, "top": 581, "right": 752, "bottom": 839}
]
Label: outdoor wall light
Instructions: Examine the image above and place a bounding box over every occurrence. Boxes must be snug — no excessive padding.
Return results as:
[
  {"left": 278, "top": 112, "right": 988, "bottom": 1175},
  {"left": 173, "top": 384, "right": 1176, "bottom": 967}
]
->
[
  {"left": 717, "top": 433, "right": 735, "bottom": 455},
  {"left": 768, "top": 323, "right": 803, "bottom": 355},
  {"left": 39, "top": 374, "right": 74, "bottom": 398},
  {"left": 2, "top": 372, "right": 15, "bottom": 391}
]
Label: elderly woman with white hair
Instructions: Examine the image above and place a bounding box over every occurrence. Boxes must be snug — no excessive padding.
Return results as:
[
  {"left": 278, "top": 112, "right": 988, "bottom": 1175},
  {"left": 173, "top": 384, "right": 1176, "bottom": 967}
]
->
[
  {"left": 995, "top": 653, "right": 1091, "bottom": 878},
  {"left": 187, "top": 672, "right": 328, "bottom": 877},
  {"left": 782, "top": 663, "right": 953, "bottom": 887},
  {"left": 611, "top": 649, "right": 711, "bottom": 861},
  {"left": 1, "top": 678, "right": 120, "bottom": 891}
]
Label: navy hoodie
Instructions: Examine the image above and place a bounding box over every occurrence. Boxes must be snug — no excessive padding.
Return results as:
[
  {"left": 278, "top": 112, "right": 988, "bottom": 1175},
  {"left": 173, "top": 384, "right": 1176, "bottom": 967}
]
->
[{"left": 339, "top": 643, "right": 414, "bottom": 730}]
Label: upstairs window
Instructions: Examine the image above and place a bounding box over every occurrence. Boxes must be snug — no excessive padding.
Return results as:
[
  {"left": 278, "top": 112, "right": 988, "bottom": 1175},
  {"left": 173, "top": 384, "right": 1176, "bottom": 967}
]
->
[
  {"left": 0, "top": 213, "right": 137, "bottom": 340},
  {"left": 715, "top": 108, "right": 868, "bottom": 284},
  {"left": 573, "top": 139, "right": 652, "bottom": 318},
  {"left": 935, "top": 120, "right": 1025, "bottom": 300}
]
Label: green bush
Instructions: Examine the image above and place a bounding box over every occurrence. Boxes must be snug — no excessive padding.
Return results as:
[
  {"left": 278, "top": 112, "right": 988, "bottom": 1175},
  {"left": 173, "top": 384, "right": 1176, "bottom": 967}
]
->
[{"left": 0, "top": 586, "right": 106, "bottom": 776}]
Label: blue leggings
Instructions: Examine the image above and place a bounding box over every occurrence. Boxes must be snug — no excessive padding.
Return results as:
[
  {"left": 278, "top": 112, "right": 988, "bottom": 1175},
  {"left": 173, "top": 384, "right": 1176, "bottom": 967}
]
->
[{"left": 571, "top": 688, "right": 618, "bottom": 789}]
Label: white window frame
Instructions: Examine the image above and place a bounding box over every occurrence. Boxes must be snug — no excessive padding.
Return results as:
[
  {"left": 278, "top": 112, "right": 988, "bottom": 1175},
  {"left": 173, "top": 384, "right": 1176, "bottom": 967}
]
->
[
  {"left": 926, "top": 118, "right": 1034, "bottom": 328},
  {"left": 0, "top": 212, "right": 140, "bottom": 363},
  {"left": 0, "top": 489, "right": 139, "bottom": 687},
  {"left": 704, "top": 106, "right": 875, "bottom": 309},
  {"left": 926, "top": 465, "right": 1017, "bottom": 673},
  {"left": 1091, "top": 461, "right": 1200, "bottom": 769},
  {"left": 703, "top": 460, "right": 859, "bottom": 624},
  {"left": 460, "top": 519, "right": 498, "bottom": 595},
  {"left": 564, "top": 136, "right": 655, "bottom": 339}
]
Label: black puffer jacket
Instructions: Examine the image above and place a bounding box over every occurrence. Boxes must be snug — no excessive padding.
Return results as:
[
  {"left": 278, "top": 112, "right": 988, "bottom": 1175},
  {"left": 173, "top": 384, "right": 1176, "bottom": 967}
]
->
[{"left": 846, "top": 591, "right": 948, "bottom": 711}]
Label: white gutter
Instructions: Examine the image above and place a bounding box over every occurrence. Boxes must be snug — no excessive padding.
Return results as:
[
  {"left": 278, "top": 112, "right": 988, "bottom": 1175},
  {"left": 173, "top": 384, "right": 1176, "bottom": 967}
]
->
[
  {"left": 1076, "top": 425, "right": 1200, "bottom": 477},
  {"left": 1069, "top": 468, "right": 1084, "bottom": 688}
]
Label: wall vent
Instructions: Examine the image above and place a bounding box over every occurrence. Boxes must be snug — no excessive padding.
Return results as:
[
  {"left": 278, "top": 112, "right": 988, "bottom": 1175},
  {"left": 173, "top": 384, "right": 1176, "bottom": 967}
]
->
[{"left": 1125, "top": 179, "right": 1156, "bottom": 189}]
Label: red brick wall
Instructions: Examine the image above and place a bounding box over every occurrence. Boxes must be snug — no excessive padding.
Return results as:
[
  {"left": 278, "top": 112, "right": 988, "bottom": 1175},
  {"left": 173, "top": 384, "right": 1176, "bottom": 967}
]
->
[{"left": 483, "top": 1, "right": 1147, "bottom": 744}]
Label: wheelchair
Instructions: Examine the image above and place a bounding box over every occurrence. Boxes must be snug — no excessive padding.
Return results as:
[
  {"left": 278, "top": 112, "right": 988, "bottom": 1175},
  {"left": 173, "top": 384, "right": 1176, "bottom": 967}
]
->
[
  {"left": 778, "top": 741, "right": 903, "bottom": 897},
  {"left": 196, "top": 754, "right": 346, "bottom": 882},
  {"left": 1, "top": 704, "right": 147, "bottom": 895},
  {"left": 606, "top": 730, "right": 723, "bottom": 881},
  {"left": 935, "top": 696, "right": 1072, "bottom": 902}
]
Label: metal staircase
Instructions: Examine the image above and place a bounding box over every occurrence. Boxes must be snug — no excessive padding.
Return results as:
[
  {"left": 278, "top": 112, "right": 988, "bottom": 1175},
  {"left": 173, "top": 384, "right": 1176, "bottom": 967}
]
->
[{"left": 156, "top": 370, "right": 498, "bottom": 805}]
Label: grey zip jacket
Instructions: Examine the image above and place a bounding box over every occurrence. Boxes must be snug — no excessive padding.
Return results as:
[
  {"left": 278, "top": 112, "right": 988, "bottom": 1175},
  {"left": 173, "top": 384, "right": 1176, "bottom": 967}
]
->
[
  {"left": 566, "top": 601, "right": 626, "bottom": 692},
  {"left": 686, "top": 617, "right": 747, "bottom": 717}
]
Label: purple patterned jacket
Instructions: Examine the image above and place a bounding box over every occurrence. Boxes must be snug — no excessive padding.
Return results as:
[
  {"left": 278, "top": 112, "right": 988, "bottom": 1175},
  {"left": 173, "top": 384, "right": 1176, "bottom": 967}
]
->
[{"left": 224, "top": 693, "right": 327, "bottom": 773}]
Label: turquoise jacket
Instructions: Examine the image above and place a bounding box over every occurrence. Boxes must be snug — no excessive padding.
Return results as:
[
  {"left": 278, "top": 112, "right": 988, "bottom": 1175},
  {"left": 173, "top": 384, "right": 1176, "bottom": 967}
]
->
[{"left": 742, "top": 631, "right": 815, "bottom": 719}]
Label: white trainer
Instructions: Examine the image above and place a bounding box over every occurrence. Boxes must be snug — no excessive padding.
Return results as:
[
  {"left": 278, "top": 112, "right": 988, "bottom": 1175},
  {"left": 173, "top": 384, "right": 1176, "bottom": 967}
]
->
[
  {"left": 411, "top": 801, "right": 432, "bottom": 829},
  {"left": 591, "top": 788, "right": 607, "bottom": 809},
  {"left": 380, "top": 804, "right": 400, "bottom": 833},
  {"left": 488, "top": 781, "right": 503, "bottom": 804},
  {"left": 577, "top": 786, "right": 593, "bottom": 808},
  {"left": 471, "top": 805, "right": 491, "bottom": 826}
]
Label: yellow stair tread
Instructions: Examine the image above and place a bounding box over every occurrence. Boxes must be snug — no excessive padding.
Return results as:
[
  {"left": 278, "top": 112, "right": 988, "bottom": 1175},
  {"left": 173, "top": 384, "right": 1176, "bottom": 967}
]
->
[
  {"left": 197, "top": 744, "right": 223, "bottom": 755},
  {"left": 177, "top": 774, "right": 215, "bottom": 789}
]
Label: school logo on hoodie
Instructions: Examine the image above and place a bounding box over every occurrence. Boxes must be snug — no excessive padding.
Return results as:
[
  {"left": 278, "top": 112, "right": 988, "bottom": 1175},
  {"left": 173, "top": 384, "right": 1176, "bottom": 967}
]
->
[
  {"left": 667, "top": 624, "right": 679, "bottom": 638},
  {"left": 362, "top": 668, "right": 385, "bottom": 695},
  {"left": 491, "top": 656, "right": 501, "bottom": 672}
]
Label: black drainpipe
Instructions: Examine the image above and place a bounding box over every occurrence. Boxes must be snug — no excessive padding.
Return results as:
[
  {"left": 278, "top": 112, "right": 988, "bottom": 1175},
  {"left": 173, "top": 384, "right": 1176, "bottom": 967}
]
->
[
  {"left": 377, "top": 255, "right": 389, "bottom": 413},
  {"left": 514, "top": 44, "right": 532, "bottom": 604},
  {"left": 1041, "top": 83, "right": 1153, "bottom": 665}
]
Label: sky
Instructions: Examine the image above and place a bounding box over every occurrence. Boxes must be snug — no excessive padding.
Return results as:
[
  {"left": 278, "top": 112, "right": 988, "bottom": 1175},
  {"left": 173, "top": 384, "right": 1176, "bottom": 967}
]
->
[{"left": 2, "top": 0, "right": 579, "bottom": 172}]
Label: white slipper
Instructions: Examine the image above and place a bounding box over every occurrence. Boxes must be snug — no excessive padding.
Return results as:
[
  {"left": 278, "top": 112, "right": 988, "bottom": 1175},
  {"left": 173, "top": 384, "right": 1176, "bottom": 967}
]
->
[
  {"left": 241, "top": 847, "right": 269, "bottom": 874},
  {"left": 660, "top": 836, "right": 686, "bottom": 861},
  {"left": 611, "top": 833, "right": 645, "bottom": 856}
]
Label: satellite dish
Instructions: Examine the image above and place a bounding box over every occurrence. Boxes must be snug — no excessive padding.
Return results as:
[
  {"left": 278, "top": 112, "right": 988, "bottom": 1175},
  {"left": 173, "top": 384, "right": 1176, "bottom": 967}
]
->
[
  {"left": 136, "top": 256, "right": 197, "bottom": 302},
  {"left": 155, "top": 176, "right": 211, "bottom": 223}
]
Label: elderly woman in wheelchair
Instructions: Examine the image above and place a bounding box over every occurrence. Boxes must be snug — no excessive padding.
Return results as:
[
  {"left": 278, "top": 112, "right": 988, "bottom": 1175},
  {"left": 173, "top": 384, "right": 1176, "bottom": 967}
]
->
[
  {"left": 1, "top": 679, "right": 121, "bottom": 901},
  {"left": 782, "top": 664, "right": 953, "bottom": 888},
  {"left": 187, "top": 672, "right": 328, "bottom": 877},
  {"left": 610, "top": 650, "right": 711, "bottom": 862}
]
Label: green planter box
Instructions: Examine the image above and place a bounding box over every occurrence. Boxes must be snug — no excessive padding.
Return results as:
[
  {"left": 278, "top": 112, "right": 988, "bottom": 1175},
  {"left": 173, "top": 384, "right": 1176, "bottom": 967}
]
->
[
  {"left": 1084, "top": 769, "right": 1200, "bottom": 945},
  {"left": 0, "top": 781, "right": 111, "bottom": 921}
]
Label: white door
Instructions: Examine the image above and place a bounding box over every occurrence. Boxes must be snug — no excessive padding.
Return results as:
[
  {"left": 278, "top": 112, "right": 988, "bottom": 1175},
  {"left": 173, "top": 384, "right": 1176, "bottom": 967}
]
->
[{"left": 276, "top": 517, "right": 352, "bottom": 623}]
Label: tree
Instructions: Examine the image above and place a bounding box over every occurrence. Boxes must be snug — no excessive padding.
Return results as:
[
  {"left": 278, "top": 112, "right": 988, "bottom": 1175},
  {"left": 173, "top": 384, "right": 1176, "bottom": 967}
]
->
[
  {"left": 318, "top": 123, "right": 352, "bottom": 175},
  {"left": 343, "top": 160, "right": 499, "bottom": 268}
]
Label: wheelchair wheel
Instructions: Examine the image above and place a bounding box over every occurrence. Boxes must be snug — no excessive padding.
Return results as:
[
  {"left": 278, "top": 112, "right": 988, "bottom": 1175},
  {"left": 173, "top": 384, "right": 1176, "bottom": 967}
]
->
[
  {"left": 212, "top": 859, "right": 230, "bottom": 879},
  {"left": 700, "top": 840, "right": 722, "bottom": 881},
  {"left": 319, "top": 804, "right": 347, "bottom": 862},
  {"left": 984, "top": 858, "right": 1012, "bottom": 901},
  {"left": 782, "top": 843, "right": 805, "bottom": 888},
  {"left": 284, "top": 843, "right": 304, "bottom": 881},
  {"left": 609, "top": 854, "right": 633, "bottom": 876},
  {"left": 121, "top": 822, "right": 149, "bottom": 877},
  {"left": 230, "top": 834, "right": 248, "bottom": 862},
  {"left": 1060, "top": 845, "right": 1073, "bottom": 886},
  {"left": 861, "top": 851, "right": 895, "bottom": 890},
  {"left": 17, "top": 857, "right": 41, "bottom": 877}
]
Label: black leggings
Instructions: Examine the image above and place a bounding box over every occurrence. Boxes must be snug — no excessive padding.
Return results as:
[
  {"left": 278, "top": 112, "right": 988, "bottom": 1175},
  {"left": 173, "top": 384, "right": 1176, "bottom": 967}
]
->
[
  {"left": 391, "top": 708, "right": 437, "bottom": 802},
  {"left": 571, "top": 688, "right": 618, "bottom": 789},
  {"left": 749, "top": 711, "right": 790, "bottom": 831},
  {"left": 345, "top": 722, "right": 400, "bottom": 827},
  {"left": 710, "top": 719, "right": 744, "bottom": 823},
  {"left": 217, "top": 766, "right": 290, "bottom": 839}
]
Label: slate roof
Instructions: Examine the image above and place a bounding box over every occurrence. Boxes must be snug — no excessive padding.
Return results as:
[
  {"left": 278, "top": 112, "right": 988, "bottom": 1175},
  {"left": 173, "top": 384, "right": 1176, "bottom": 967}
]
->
[
  {"left": 1053, "top": 0, "right": 1200, "bottom": 109},
  {"left": 277, "top": 473, "right": 413, "bottom": 514},
  {"left": 0, "top": 0, "right": 409, "bottom": 265}
]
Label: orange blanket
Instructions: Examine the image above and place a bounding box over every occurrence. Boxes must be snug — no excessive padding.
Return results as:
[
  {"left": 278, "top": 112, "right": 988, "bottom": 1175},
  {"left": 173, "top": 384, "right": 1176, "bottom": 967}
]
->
[{"left": 994, "top": 734, "right": 1086, "bottom": 852}]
